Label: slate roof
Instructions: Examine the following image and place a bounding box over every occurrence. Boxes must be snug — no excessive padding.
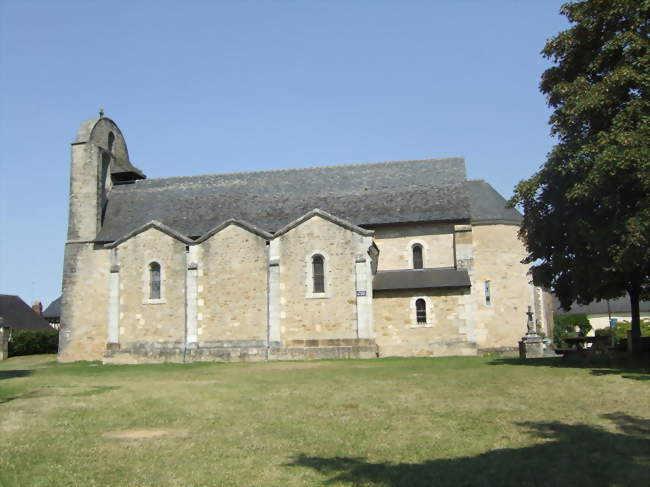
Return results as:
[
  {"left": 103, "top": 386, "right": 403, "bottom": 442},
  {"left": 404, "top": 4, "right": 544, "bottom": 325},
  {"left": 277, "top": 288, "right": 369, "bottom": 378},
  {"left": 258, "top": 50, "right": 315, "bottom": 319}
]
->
[
  {"left": 373, "top": 268, "right": 471, "bottom": 291},
  {"left": 43, "top": 297, "right": 61, "bottom": 320},
  {"left": 468, "top": 179, "right": 522, "bottom": 224},
  {"left": 0, "top": 295, "right": 54, "bottom": 331},
  {"left": 555, "top": 295, "right": 650, "bottom": 315},
  {"left": 97, "top": 158, "right": 472, "bottom": 241}
]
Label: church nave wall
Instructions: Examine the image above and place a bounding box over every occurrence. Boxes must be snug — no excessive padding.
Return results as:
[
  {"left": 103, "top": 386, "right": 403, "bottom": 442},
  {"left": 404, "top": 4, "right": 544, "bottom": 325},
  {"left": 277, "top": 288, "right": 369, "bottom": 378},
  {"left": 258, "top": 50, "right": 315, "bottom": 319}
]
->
[
  {"left": 278, "top": 215, "right": 368, "bottom": 343},
  {"left": 371, "top": 223, "right": 455, "bottom": 271},
  {"left": 373, "top": 288, "right": 476, "bottom": 357},
  {"left": 196, "top": 224, "right": 268, "bottom": 344},
  {"left": 116, "top": 228, "right": 186, "bottom": 347}
]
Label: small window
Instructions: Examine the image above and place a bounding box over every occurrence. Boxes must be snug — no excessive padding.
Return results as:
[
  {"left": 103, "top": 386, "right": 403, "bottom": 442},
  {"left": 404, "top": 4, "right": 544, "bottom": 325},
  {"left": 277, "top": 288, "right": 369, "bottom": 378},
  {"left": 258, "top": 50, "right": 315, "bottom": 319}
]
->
[
  {"left": 484, "top": 281, "right": 491, "bottom": 306},
  {"left": 412, "top": 244, "right": 423, "bottom": 269},
  {"left": 312, "top": 255, "right": 325, "bottom": 293},
  {"left": 108, "top": 132, "right": 115, "bottom": 153},
  {"left": 416, "top": 298, "right": 427, "bottom": 324},
  {"left": 149, "top": 262, "right": 161, "bottom": 299}
]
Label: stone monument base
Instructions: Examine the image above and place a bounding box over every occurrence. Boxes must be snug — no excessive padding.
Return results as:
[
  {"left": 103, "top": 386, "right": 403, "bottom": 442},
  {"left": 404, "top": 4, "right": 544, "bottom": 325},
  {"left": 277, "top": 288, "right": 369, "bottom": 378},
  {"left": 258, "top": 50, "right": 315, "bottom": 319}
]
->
[{"left": 519, "top": 334, "right": 544, "bottom": 359}]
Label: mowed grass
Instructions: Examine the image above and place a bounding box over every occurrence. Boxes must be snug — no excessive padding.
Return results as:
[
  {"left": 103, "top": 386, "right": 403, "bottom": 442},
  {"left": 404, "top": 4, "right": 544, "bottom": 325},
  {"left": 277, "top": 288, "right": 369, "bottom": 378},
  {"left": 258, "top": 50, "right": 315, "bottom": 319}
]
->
[{"left": 1, "top": 354, "right": 649, "bottom": 487}]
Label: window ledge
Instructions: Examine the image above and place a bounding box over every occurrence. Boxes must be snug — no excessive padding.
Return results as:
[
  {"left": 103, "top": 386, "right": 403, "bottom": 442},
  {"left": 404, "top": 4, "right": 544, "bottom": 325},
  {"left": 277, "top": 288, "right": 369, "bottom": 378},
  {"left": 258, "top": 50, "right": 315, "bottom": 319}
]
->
[
  {"left": 410, "top": 324, "right": 432, "bottom": 329},
  {"left": 305, "top": 293, "right": 331, "bottom": 299},
  {"left": 144, "top": 299, "right": 166, "bottom": 305}
]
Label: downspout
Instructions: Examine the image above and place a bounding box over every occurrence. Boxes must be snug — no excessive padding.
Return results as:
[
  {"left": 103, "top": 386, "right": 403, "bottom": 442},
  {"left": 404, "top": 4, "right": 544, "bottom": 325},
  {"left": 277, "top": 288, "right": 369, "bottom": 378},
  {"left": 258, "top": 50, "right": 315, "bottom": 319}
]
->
[
  {"left": 183, "top": 247, "right": 188, "bottom": 364},
  {"left": 266, "top": 241, "right": 271, "bottom": 359}
]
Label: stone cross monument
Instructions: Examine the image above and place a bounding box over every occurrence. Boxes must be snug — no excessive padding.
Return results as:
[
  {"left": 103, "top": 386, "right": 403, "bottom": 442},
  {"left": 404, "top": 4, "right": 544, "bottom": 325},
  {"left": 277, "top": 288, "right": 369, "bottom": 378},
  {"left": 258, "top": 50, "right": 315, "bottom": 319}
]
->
[{"left": 518, "top": 306, "right": 544, "bottom": 359}]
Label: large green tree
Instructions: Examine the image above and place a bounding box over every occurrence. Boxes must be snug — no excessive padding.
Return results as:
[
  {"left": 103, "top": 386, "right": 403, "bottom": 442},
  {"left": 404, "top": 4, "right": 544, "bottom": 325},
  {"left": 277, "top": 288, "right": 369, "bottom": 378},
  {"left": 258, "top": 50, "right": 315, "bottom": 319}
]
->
[{"left": 511, "top": 0, "right": 649, "bottom": 352}]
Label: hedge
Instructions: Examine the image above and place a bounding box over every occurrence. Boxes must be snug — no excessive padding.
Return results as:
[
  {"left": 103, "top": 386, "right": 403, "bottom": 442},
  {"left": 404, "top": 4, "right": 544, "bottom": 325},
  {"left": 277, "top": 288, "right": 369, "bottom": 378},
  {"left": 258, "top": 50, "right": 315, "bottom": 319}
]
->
[{"left": 8, "top": 329, "right": 59, "bottom": 356}]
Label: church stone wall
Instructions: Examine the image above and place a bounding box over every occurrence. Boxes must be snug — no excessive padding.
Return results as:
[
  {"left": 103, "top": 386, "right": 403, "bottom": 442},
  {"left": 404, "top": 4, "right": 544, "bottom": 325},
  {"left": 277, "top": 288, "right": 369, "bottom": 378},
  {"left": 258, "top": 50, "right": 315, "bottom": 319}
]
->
[
  {"left": 196, "top": 225, "right": 268, "bottom": 344},
  {"left": 471, "top": 224, "right": 533, "bottom": 350},
  {"left": 58, "top": 243, "right": 111, "bottom": 362},
  {"left": 116, "top": 228, "right": 186, "bottom": 347},
  {"left": 278, "top": 216, "right": 365, "bottom": 343},
  {"left": 373, "top": 289, "right": 476, "bottom": 357},
  {"left": 371, "top": 223, "right": 455, "bottom": 270}
]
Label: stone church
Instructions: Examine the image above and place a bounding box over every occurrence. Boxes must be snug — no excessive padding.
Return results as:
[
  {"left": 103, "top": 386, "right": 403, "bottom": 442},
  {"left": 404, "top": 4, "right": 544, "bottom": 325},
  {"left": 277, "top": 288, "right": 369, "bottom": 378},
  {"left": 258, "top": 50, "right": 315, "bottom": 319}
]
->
[{"left": 58, "top": 116, "right": 550, "bottom": 364}]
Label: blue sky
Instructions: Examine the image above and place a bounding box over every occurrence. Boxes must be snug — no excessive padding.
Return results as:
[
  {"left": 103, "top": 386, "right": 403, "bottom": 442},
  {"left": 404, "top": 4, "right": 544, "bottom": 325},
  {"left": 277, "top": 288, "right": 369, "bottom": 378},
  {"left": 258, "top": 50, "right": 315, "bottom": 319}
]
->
[{"left": 0, "top": 0, "right": 568, "bottom": 307}]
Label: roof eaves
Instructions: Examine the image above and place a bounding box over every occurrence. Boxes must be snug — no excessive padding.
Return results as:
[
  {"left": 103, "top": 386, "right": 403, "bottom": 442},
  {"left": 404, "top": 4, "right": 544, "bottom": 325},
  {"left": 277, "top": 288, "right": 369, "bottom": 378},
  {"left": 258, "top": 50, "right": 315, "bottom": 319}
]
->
[
  {"left": 105, "top": 220, "right": 193, "bottom": 248},
  {"left": 273, "top": 208, "right": 375, "bottom": 238},
  {"left": 194, "top": 219, "right": 273, "bottom": 243},
  {"left": 471, "top": 219, "right": 522, "bottom": 226}
]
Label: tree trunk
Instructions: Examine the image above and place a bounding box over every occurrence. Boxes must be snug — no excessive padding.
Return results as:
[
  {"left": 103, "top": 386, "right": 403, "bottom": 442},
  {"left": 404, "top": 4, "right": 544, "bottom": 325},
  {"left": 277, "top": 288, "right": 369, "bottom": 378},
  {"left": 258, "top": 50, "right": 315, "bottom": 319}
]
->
[{"left": 628, "top": 286, "right": 641, "bottom": 354}]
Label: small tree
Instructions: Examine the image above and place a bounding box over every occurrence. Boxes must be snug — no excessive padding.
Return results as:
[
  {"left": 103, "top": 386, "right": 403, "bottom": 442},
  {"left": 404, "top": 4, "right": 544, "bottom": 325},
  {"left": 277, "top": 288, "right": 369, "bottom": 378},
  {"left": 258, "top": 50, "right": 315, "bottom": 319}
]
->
[
  {"left": 511, "top": 0, "right": 650, "bottom": 352},
  {"left": 553, "top": 314, "right": 592, "bottom": 347}
]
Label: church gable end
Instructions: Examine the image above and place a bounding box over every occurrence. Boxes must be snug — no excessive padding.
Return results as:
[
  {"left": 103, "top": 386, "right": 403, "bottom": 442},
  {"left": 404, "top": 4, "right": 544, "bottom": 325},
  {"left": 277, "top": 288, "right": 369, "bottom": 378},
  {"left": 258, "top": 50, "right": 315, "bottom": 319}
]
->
[{"left": 195, "top": 224, "right": 269, "bottom": 346}]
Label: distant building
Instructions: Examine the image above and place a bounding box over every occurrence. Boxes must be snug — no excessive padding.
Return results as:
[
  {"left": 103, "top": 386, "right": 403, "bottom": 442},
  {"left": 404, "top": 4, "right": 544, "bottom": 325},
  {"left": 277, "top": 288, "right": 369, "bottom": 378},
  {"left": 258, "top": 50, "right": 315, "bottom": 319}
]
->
[
  {"left": 43, "top": 297, "right": 61, "bottom": 330},
  {"left": 0, "top": 295, "right": 54, "bottom": 332},
  {"left": 555, "top": 295, "right": 650, "bottom": 332},
  {"left": 58, "top": 116, "right": 553, "bottom": 364}
]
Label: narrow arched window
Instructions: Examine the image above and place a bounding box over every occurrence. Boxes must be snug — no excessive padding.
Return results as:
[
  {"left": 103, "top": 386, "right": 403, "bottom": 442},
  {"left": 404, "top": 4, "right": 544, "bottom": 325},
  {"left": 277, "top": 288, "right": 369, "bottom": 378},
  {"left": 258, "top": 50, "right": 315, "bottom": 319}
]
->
[
  {"left": 312, "top": 255, "right": 325, "bottom": 293},
  {"left": 108, "top": 132, "right": 115, "bottom": 153},
  {"left": 149, "top": 262, "right": 161, "bottom": 299},
  {"left": 416, "top": 298, "right": 427, "bottom": 324},
  {"left": 412, "top": 244, "right": 423, "bottom": 269}
]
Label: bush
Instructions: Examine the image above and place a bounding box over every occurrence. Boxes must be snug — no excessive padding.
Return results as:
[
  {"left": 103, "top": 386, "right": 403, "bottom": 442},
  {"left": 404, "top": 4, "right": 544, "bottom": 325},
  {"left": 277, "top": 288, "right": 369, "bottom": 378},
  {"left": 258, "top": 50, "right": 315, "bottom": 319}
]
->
[
  {"left": 553, "top": 313, "right": 592, "bottom": 347},
  {"left": 8, "top": 329, "right": 59, "bottom": 356},
  {"left": 609, "top": 318, "right": 650, "bottom": 342},
  {"left": 594, "top": 327, "right": 614, "bottom": 339}
]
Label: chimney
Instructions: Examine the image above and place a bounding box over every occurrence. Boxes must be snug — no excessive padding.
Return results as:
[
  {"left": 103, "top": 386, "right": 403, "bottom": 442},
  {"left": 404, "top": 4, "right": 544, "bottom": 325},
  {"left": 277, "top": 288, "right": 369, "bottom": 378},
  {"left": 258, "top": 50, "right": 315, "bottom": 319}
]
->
[{"left": 32, "top": 301, "right": 43, "bottom": 316}]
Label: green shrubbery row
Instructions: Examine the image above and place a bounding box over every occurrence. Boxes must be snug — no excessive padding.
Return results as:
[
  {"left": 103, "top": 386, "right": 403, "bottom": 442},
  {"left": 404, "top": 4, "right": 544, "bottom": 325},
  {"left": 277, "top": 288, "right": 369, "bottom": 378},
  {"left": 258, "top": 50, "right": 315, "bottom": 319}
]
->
[
  {"left": 554, "top": 313, "right": 650, "bottom": 347},
  {"left": 594, "top": 319, "right": 650, "bottom": 342},
  {"left": 8, "top": 330, "right": 59, "bottom": 356}
]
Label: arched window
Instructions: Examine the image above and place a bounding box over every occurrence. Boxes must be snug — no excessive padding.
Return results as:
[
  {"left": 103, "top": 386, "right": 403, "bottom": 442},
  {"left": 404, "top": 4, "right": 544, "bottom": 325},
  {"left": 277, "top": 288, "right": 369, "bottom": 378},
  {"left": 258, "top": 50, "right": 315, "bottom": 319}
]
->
[
  {"left": 416, "top": 298, "right": 427, "bottom": 324},
  {"left": 108, "top": 132, "right": 115, "bottom": 153},
  {"left": 412, "top": 244, "right": 423, "bottom": 269},
  {"left": 149, "top": 262, "right": 161, "bottom": 299},
  {"left": 312, "top": 255, "right": 325, "bottom": 293}
]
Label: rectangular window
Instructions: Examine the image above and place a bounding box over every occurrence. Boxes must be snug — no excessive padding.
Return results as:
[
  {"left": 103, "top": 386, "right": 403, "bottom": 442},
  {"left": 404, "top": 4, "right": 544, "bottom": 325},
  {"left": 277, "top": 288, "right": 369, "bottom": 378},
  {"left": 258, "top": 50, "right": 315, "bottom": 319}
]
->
[{"left": 484, "top": 281, "right": 491, "bottom": 306}]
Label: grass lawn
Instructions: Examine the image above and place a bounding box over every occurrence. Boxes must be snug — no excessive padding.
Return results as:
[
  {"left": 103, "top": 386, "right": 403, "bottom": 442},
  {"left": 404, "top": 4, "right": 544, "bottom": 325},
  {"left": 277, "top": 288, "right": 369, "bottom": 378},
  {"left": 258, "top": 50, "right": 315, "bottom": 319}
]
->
[{"left": 1, "top": 354, "right": 649, "bottom": 487}]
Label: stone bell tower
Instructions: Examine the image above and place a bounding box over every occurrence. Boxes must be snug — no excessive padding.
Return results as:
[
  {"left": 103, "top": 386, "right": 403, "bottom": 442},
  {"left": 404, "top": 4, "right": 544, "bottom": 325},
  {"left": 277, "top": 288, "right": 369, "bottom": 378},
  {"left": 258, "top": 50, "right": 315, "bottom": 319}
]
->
[
  {"left": 67, "top": 114, "right": 144, "bottom": 241},
  {"left": 59, "top": 114, "right": 144, "bottom": 361}
]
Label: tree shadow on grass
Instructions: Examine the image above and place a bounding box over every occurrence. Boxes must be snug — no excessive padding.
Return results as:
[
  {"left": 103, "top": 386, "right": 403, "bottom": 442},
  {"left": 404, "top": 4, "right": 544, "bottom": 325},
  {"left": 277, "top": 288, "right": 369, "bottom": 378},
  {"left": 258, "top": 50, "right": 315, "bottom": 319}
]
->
[
  {"left": 488, "top": 355, "right": 650, "bottom": 381},
  {"left": 285, "top": 414, "right": 650, "bottom": 487},
  {"left": 0, "top": 385, "right": 120, "bottom": 404},
  {"left": 0, "top": 369, "right": 32, "bottom": 380}
]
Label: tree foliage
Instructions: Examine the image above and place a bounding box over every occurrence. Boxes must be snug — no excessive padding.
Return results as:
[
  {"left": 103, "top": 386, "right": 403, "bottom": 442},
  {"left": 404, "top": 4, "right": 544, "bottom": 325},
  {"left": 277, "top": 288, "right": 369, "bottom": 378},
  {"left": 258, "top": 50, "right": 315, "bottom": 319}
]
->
[
  {"left": 510, "top": 0, "right": 650, "bottom": 350},
  {"left": 553, "top": 313, "right": 592, "bottom": 347}
]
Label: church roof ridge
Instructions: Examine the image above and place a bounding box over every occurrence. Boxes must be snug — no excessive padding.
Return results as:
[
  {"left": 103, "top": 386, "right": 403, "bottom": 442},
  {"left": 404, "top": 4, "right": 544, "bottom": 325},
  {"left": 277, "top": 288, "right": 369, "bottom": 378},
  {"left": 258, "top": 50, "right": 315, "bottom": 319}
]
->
[{"left": 133, "top": 156, "right": 465, "bottom": 186}]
